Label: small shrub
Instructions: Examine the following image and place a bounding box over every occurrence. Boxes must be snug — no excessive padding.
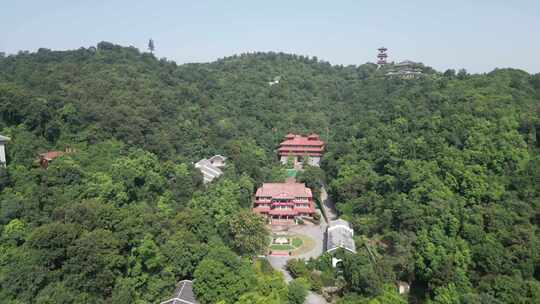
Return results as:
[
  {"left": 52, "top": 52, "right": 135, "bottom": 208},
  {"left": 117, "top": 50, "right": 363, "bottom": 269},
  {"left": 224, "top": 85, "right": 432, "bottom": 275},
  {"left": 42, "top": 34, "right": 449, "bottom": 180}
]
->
[
  {"left": 309, "top": 272, "right": 323, "bottom": 292},
  {"left": 287, "top": 259, "right": 309, "bottom": 278},
  {"left": 288, "top": 278, "right": 310, "bottom": 304}
]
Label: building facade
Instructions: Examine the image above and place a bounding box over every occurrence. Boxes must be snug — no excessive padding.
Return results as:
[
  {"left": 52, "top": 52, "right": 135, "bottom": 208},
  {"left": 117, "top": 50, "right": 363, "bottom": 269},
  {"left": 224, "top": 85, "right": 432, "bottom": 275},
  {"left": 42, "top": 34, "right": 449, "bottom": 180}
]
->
[
  {"left": 385, "top": 60, "right": 423, "bottom": 79},
  {"left": 252, "top": 181, "right": 316, "bottom": 225},
  {"left": 278, "top": 133, "right": 325, "bottom": 168},
  {"left": 0, "top": 135, "right": 10, "bottom": 167}
]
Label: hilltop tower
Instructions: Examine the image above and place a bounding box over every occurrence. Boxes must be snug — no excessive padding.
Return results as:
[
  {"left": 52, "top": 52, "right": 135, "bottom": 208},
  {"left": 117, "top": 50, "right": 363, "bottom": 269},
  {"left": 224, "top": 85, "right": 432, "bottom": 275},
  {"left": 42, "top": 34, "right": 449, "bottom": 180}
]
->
[{"left": 377, "top": 47, "right": 388, "bottom": 68}]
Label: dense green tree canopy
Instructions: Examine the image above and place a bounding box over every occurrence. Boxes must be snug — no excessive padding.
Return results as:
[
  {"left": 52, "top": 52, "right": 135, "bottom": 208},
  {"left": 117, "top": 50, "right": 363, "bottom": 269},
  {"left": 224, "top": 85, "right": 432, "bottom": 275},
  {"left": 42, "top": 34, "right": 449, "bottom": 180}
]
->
[{"left": 0, "top": 43, "right": 539, "bottom": 303}]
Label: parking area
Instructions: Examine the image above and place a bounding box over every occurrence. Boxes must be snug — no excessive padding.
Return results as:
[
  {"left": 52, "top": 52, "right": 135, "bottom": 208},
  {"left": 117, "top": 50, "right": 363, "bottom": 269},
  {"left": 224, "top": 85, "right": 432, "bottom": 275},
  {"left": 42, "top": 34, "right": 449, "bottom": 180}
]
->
[{"left": 267, "top": 222, "right": 328, "bottom": 304}]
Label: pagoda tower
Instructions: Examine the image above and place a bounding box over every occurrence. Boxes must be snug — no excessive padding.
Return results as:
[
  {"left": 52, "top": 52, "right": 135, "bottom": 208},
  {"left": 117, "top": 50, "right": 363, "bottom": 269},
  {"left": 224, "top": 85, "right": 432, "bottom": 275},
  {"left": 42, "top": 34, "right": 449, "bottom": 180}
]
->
[{"left": 377, "top": 47, "right": 388, "bottom": 67}]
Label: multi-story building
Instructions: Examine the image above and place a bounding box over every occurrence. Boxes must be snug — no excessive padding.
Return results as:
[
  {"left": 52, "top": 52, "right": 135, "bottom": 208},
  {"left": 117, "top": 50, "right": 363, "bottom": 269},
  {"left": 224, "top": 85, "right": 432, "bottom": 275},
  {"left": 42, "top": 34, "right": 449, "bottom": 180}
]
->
[
  {"left": 252, "top": 181, "right": 316, "bottom": 225},
  {"left": 278, "top": 133, "right": 324, "bottom": 168}
]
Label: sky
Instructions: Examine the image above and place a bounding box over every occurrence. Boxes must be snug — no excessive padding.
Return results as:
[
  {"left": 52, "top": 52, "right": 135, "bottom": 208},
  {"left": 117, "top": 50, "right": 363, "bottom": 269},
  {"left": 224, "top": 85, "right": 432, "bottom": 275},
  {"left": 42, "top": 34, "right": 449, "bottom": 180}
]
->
[{"left": 1, "top": 0, "right": 540, "bottom": 73}]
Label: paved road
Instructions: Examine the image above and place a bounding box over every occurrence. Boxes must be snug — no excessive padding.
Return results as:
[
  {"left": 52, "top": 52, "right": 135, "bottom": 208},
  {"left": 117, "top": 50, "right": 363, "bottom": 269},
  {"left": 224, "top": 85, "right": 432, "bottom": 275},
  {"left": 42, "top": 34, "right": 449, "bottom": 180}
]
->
[
  {"left": 305, "top": 292, "right": 328, "bottom": 304},
  {"left": 265, "top": 184, "right": 337, "bottom": 304},
  {"left": 267, "top": 223, "right": 329, "bottom": 304},
  {"left": 268, "top": 255, "right": 328, "bottom": 304}
]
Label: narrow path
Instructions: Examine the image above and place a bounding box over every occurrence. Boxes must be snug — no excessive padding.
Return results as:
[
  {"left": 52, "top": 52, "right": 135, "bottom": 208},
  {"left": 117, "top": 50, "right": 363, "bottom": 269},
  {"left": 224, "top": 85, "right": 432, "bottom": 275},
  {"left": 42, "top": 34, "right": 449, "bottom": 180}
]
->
[
  {"left": 269, "top": 256, "right": 327, "bottom": 304},
  {"left": 320, "top": 185, "right": 337, "bottom": 221}
]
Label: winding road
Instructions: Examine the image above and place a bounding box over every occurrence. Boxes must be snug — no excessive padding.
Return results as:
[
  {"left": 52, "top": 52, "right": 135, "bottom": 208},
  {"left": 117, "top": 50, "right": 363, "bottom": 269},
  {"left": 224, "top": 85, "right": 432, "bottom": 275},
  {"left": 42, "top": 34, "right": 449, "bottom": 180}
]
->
[{"left": 266, "top": 185, "right": 337, "bottom": 304}]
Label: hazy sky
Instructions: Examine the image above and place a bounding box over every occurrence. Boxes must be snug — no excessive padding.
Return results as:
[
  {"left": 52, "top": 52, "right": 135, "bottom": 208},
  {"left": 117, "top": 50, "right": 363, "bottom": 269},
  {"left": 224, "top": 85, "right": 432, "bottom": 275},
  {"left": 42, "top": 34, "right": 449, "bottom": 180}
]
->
[{"left": 1, "top": 1, "right": 539, "bottom": 73}]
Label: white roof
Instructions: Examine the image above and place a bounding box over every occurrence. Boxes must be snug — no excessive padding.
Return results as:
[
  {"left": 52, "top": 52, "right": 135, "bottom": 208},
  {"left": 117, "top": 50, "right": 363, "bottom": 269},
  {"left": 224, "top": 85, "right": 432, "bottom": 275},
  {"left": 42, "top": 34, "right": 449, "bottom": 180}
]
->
[
  {"left": 326, "top": 219, "right": 356, "bottom": 253},
  {"left": 195, "top": 158, "right": 224, "bottom": 183},
  {"left": 395, "top": 60, "right": 418, "bottom": 66},
  {"left": 0, "top": 135, "right": 10, "bottom": 142},
  {"left": 208, "top": 155, "right": 227, "bottom": 166},
  {"left": 160, "top": 280, "right": 197, "bottom": 304},
  {"left": 209, "top": 154, "right": 226, "bottom": 161}
]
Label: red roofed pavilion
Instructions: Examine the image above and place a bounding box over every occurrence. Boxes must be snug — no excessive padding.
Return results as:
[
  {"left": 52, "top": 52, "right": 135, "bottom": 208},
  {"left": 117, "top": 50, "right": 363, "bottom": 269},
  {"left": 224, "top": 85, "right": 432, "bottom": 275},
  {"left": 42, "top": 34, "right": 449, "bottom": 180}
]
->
[
  {"left": 37, "top": 148, "right": 75, "bottom": 169},
  {"left": 253, "top": 181, "right": 316, "bottom": 225},
  {"left": 38, "top": 151, "right": 66, "bottom": 168},
  {"left": 278, "top": 133, "right": 324, "bottom": 168}
]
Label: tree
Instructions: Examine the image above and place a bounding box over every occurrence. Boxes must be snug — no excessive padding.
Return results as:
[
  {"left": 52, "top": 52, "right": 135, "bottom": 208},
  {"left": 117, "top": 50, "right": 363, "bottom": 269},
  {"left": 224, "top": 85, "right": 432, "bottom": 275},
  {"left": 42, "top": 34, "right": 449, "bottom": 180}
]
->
[
  {"left": 457, "top": 68, "right": 468, "bottom": 79},
  {"left": 162, "top": 231, "right": 207, "bottom": 278},
  {"left": 189, "top": 179, "right": 244, "bottom": 232},
  {"left": 414, "top": 228, "right": 471, "bottom": 291},
  {"left": 2, "top": 218, "right": 28, "bottom": 245},
  {"left": 228, "top": 210, "right": 269, "bottom": 256},
  {"left": 26, "top": 222, "right": 83, "bottom": 270},
  {"left": 63, "top": 229, "right": 124, "bottom": 297},
  {"left": 428, "top": 284, "right": 461, "bottom": 304},
  {"left": 193, "top": 250, "right": 256, "bottom": 304},
  {"left": 286, "top": 259, "right": 310, "bottom": 278},
  {"left": 148, "top": 38, "right": 155, "bottom": 53},
  {"left": 225, "top": 139, "right": 268, "bottom": 183},
  {"left": 342, "top": 253, "right": 384, "bottom": 297},
  {"left": 443, "top": 69, "right": 456, "bottom": 78},
  {"left": 1, "top": 43, "right": 539, "bottom": 304},
  {"left": 287, "top": 278, "right": 309, "bottom": 304}
]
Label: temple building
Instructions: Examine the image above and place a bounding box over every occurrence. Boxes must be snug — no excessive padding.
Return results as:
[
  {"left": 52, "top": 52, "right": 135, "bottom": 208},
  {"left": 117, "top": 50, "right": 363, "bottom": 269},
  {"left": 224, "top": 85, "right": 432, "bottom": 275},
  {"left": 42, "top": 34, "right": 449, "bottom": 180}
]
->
[
  {"left": 278, "top": 133, "right": 324, "bottom": 168},
  {"left": 252, "top": 181, "right": 316, "bottom": 225},
  {"left": 0, "top": 135, "right": 10, "bottom": 167},
  {"left": 195, "top": 155, "right": 226, "bottom": 184},
  {"left": 386, "top": 60, "right": 423, "bottom": 79}
]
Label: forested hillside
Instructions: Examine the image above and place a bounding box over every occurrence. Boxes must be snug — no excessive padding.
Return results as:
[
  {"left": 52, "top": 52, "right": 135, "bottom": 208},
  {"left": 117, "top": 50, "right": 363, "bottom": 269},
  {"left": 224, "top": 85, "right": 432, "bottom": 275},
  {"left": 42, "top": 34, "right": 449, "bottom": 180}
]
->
[{"left": 0, "top": 42, "right": 539, "bottom": 303}]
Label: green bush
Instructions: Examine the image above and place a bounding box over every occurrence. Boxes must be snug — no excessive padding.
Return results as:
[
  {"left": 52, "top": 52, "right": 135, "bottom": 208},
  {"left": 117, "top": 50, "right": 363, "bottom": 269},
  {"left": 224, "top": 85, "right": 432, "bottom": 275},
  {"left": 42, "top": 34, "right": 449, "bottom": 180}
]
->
[
  {"left": 287, "top": 278, "right": 310, "bottom": 304},
  {"left": 286, "top": 259, "right": 309, "bottom": 278}
]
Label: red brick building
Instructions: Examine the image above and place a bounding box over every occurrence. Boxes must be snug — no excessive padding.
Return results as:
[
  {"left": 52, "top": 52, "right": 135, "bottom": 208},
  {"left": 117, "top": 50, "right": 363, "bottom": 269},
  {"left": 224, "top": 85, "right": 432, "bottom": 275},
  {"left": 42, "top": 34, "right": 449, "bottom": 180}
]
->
[
  {"left": 252, "top": 181, "right": 316, "bottom": 225},
  {"left": 278, "top": 133, "right": 324, "bottom": 167}
]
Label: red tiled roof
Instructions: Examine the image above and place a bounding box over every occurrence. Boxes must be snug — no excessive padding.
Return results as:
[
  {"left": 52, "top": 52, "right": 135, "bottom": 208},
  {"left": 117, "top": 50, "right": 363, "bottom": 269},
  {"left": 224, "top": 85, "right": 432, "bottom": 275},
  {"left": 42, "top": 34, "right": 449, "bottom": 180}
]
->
[
  {"left": 252, "top": 207, "right": 270, "bottom": 214},
  {"left": 269, "top": 209, "right": 299, "bottom": 216},
  {"left": 271, "top": 202, "right": 295, "bottom": 206},
  {"left": 279, "top": 134, "right": 324, "bottom": 147},
  {"left": 268, "top": 207, "right": 315, "bottom": 216},
  {"left": 278, "top": 147, "right": 324, "bottom": 152},
  {"left": 294, "top": 207, "right": 316, "bottom": 213},
  {"left": 255, "top": 182, "right": 313, "bottom": 198},
  {"left": 278, "top": 152, "right": 323, "bottom": 157},
  {"left": 40, "top": 151, "right": 65, "bottom": 161}
]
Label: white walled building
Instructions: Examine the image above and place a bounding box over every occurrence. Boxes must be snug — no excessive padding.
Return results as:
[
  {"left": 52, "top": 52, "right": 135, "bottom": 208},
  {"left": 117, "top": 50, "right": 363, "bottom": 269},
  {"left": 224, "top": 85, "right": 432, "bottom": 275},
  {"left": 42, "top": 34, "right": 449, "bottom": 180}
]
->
[
  {"left": 326, "top": 219, "right": 356, "bottom": 254},
  {"left": 160, "top": 280, "right": 198, "bottom": 304},
  {"left": 0, "top": 135, "right": 10, "bottom": 167},
  {"left": 195, "top": 155, "right": 226, "bottom": 184}
]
